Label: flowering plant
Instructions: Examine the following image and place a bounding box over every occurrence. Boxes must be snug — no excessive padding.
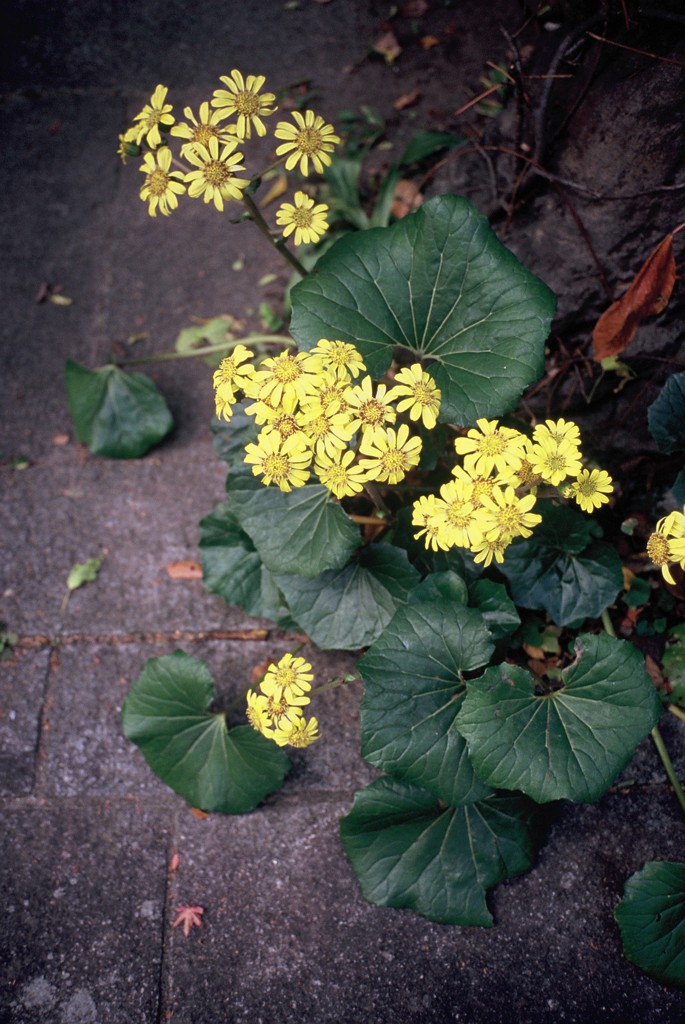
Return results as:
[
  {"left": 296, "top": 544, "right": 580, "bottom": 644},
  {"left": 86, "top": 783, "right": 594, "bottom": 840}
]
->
[{"left": 72, "top": 73, "right": 685, "bottom": 983}]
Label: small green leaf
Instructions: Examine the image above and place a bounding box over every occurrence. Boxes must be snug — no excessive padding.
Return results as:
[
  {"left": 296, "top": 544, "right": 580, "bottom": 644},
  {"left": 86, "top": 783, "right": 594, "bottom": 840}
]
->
[
  {"left": 498, "top": 502, "right": 623, "bottom": 626},
  {"left": 648, "top": 372, "right": 685, "bottom": 454},
  {"left": 360, "top": 599, "right": 493, "bottom": 804},
  {"left": 340, "top": 776, "right": 548, "bottom": 926},
  {"left": 457, "top": 633, "right": 662, "bottom": 803},
  {"left": 66, "top": 555, "right": 104, "bottom": 592},
  {"left": 398, "top": 131, "right": 464, "bottom": 168},
  {"left": 199, "top": 502, "right": 296, "bottom": 628},
  {"left": 227, "top": 477, "right": 360, "bottom": 578},
  {"left": 616, "top": 861, "right": 685, "bottom": 987},
  {"left": 275, "top": 544, "right": 420, "bottom": 651},
  {"left": 65, "top": 361, "right": 173, "bottom": 459},
  {"left": 290, "top": 194, "right": 556, "bottom": 425},
  {"left": 122, "top": 651, "right": 289, "bottom": 814}
]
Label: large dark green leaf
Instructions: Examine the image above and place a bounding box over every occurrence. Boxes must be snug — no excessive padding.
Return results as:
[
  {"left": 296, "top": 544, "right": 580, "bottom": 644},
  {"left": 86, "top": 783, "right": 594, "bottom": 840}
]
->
[
  {"left": 648, "top": 372, "right": 685, "bottom": 454},
  {"left": 340, "top": 776, "right": 547, "bottom": 926},
  {"left": 65, "top": 360, "right": 173, "bottom": 458},
  {"left": 498, "top": 503, "right": 623, "bottom": 626},
  {"left": 616, "top": 861, "right": 685, "bottom": 987},
  {"left": 359, "top": 599, "right": 493, "bottom": 804},
  {"left": 275, "top": 544, "right": 419, "bottom": 651},
  {"left": 226, "top": 476, "right": 360, "bottom": 578},
  {"left": 199, "top": 501, "right": 296, "bottom": 628},
  {"left": 469, "top": 579, "right": 520, "bottom": 644},
  {"left": 290, "top": 194, "right": 556, "bottom": 425},
  {"left": 122, "top": 651, "right": 289, "bottom": 814},
  {"left": 457, "top": 633, "right": 662, "bottom": 803}
]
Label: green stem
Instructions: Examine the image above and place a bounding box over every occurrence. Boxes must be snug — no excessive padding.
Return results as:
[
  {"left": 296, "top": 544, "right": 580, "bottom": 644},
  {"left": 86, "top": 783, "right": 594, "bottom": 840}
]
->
[
  {"left": 668, "top": 703, "right": 685, "bottom": 723},
  {"left": 650, "top": 724, "right": 685, "bottom": 818},
  {"left": 241, "top": 193, "right": 309, "bottom": 278},
  {"left": 311, "top": 674, "right": 357, "bottom": 697},
  {"left": 602, "top": 607, "right": 685, "bottom": 817},
  {"left": 107, "top": 334, "right": 292, "bottom": 369}
]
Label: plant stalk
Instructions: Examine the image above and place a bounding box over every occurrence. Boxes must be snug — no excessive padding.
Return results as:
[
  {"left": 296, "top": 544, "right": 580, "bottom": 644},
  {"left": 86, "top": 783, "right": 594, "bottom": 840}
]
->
[
  {"left": 108, "top": 334, "right": 292, "bottom": 369},
  {"left": 241, "top": 193, "right": 309, "bottom": 278}
]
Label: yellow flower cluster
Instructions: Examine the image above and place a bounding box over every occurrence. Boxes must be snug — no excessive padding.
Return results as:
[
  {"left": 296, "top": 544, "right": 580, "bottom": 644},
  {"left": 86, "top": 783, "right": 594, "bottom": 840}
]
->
[
  {"left": 413, "top": 417, "right": 614, "bottom": 567},
  {"left": 245, "top": 653, "right": 319, "bottom": 748},
  {"left": 647, "top": 510, "right": 685, "bottom": 585},
  {"left": 212, "top": 341, "right": 441, "bottom": 497},
  {"left": 119, "top": 74, "right": 337, "bottom": 242}
]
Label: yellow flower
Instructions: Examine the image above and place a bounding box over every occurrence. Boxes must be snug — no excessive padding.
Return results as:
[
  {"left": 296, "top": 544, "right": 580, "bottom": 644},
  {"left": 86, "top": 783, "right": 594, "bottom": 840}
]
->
[
  {"left": 184, "top": 137, "right": 249, "bottom": 211},
  {"left": 276, "top": 191, "right": 330, "bottom": 246},
  {"left": 138, "top": 148, "right": 186, "bottom": 217},
  {"left": 304, "top": 339, "right": 366, "bottom": 382},
  {"left": 453, "top": 419, "right": 525, "bottom": 477},
  {"left": 297, "top": 404, "right": 355, "bottom": 460},
  {"left": 470, "top": 535, "right": 510, "bottom": 568},
  {"left": 243, "top": 431, "right": 313, "bottom": 491},
  {"left": 249, "top": 351, "right": 317, "bottom": 407},
  {"left": 646, "top": 511, "right": 685, "bottom": 585},
  {"left": 479, "top": 485, "right": 542, "bottom": 544},
  {"left": 528, "top": 433, "right": 582, "bottom": 487},
  {"left": 211, "top": 70, "right": 277, "bottom": 139},
  {"left": 315, "top": 449, "right": 369, "bottom": 499},
  {"left": 450, "top": 464, "right": 496, "bottom": 508},
  {"left": 272, "top": 714, "right": 320, "bottom": 748},
  {"left": 132, "top": 84, "right": 175, "bottom": 149},
  {"left": 346, "top": 375, "right": 396, "bottom": 438},
  {"left": 260, "top": 653, "right": 314, "bottom": 703},
  {"left": 245, "top": 690, "right": 274, "bottom": 737},
  {"left": 533, "top": 418, "right": 581, "bottom": 449},
  {"left": 212, "top": 344, "right": 255, "bottom": 396},
  {"left": 359, "top": 423, "right": 422, "bottom": 485},
  {"left": 274, "top": 109, "right": 341, "bottom": 177},
  {"left": 386, "top": 363, "right": 441, "bottom": 429},
  {"left": 412, "top": 495, "right": 450, "bottom": 552},
  {"left": 306, "top": 371, "right": 353, "bottom": 414},
  {"left": 432, "top": 478, "right": 482, "bottom": 549},
  {"left": 565, "top": 468, "right": 613, "bottom": 512},
  {"left": 171, "top": 101, "right": 237, "bottom": 158},
  {"left": 117, "top": 127, "right": 140, "bottom": 164}
]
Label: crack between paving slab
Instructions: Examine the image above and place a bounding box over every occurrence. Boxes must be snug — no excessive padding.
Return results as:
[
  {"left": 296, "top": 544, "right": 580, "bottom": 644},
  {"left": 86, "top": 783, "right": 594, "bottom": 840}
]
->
[{"left": 157, "top": 803, "right": 181, "bottom": 1024}]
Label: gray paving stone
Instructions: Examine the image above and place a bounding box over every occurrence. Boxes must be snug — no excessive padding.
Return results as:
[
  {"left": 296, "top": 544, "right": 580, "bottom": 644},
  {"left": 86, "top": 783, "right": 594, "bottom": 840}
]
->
[
  {"left": 161, "top": 792, "right": 685, "bottom": 1024},
  {"left": 0, "top": 648, "right": 49, "bottom": 797},
  {"left": 0, "top": 798, "right": 173, "bottom": 1024}
]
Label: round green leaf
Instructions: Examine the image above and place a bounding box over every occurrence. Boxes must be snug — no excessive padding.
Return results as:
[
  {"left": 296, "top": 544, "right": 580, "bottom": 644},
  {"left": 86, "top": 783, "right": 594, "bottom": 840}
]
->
[
  {"left": 468, "top": 579, "right": 520, "bottom": 644},
  {"left": 340, "top": 776, "right": 548, "bottom": 926},
  {"left": 616, "top": 861, "right": 685, "bottom": 987},
  {"left": 498, "top": 503, "right": 623, "bottom": 626},
  {"left": 289, "top": 194, "right": 556, "bottom": 425},
  {"left": 199, "top": 501, "right": 296, "bottom": 628},
  {"left": 226, "top": 476, "right": 360, "bottom": 578},
  {"left": 648, "top": 372, "right": 685, "bottom": 454},
  {"left": 275, "top": 544, "right": 419, "bottom": 651},
  {"left": 359, "top": 599, "right": 494, "bottom": 804},
  {"left": 457, "top": 633, "right": 662, "bottom": 803},
  {"left": 65, "top": 360, "right": 173, "bottom": 458},
  {"left": 122, "top": 651, "right": 289, "bottom": 814}
]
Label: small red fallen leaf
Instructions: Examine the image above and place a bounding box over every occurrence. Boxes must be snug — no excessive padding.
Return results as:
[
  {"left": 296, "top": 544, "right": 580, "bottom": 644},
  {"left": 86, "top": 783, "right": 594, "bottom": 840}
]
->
[
  {"left": 166, "top": 560, "right": 203, "bottom": 580},
  {"left": 190, "top": 807, "right": 209, "bottom": 820},
  {"left": 52, "top": 433, "right": 70, "bottom": 446},
  {"left": 644, "top": 653, "right": 664, "bottom": 689},
  {"left": 420, "top": 34, "right": 440, "bottom": 49},
  {"left": 172, "top": 905, "right": 204, "bottom": 937},
  {"left": 372, "top": 30, "right": 402, "bottom": 63},
  {"left": 394, "top": 88, "right": 421, "bottom": 111},
  {"left": 168, "top": 853, "right": 180, "bottom": 874},
  {"left": 592, "top": 234, "right": 677, "bottom": 361}
]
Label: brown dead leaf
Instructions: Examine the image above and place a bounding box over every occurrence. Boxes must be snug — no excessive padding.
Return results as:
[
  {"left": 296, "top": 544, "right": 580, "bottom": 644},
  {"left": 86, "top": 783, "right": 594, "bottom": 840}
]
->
[
  {"left": 52, "top": 433, "right": 70, "bottom": 446},
  {"left": 644, "top": 653, "right": 664, "bottom": 689},
  {"left": 394, "top": 88, "right": 421, "bottom": 111},
  {"left": 420, "top": 34, "right": 440, "bottom": 49},
  {"left": 391, "top": 179, "right": 423, "bottom": 219},
  {"left": 592, "top": 234, "right": 677, "bottom": 361},
  {"left": 166, "top": 561, "right": 202, "bottom": 580},
  {"left": 169, "top": 853, "right": 180, "bottom": 874},
  {"left": 259, "top": 172, "right": 289, "bottom": 208},
  {"left": 190, "top": 807, "right": 209, "bottom": 820},
  {"left": 373, "top": 30, "right": 402, "bottom": 63},
  {"left": 522, "top": 643, "right": 546, "bottom": 660},
  {"left": 251, "top": 657, "right": 275, "bottom": 685}
]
